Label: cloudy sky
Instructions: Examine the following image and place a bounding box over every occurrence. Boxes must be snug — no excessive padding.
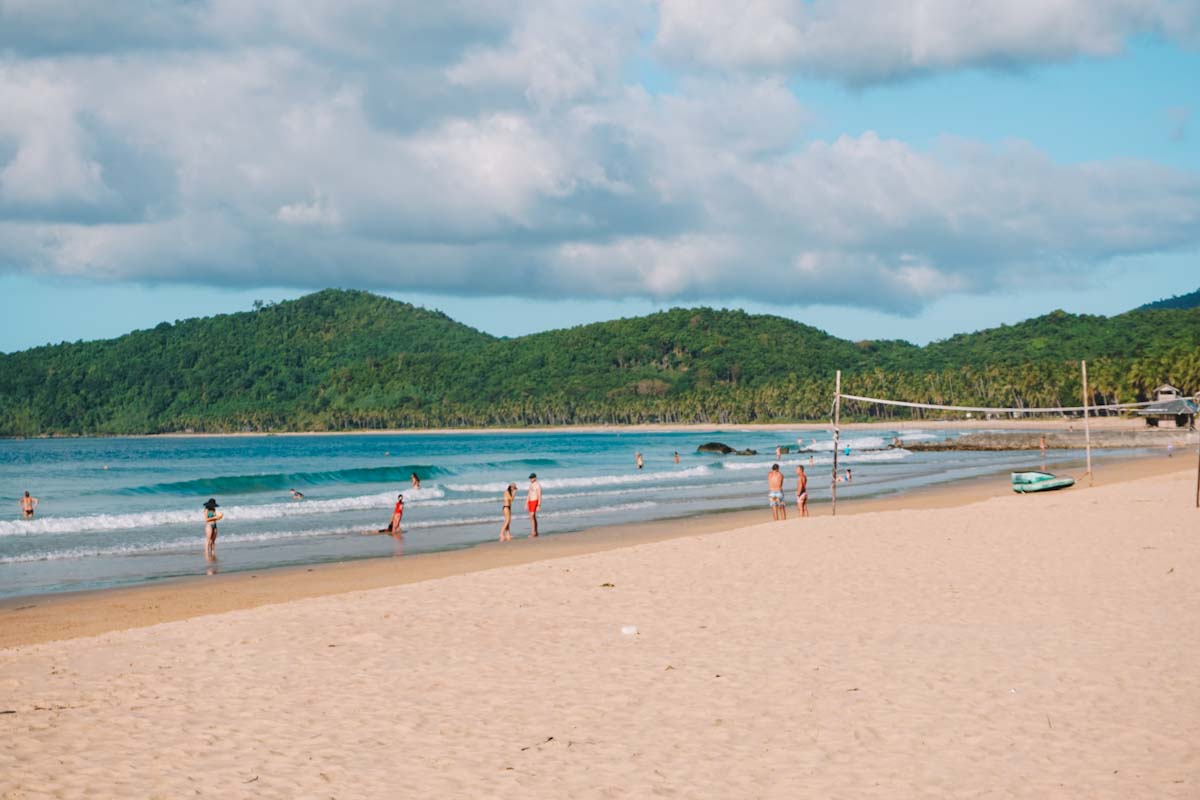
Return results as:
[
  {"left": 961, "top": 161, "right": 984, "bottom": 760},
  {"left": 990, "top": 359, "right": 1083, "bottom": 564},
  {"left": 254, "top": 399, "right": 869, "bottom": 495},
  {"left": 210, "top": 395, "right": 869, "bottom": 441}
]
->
[{"left": 1, "top": 0, "right": 1198, "bottom": 352}]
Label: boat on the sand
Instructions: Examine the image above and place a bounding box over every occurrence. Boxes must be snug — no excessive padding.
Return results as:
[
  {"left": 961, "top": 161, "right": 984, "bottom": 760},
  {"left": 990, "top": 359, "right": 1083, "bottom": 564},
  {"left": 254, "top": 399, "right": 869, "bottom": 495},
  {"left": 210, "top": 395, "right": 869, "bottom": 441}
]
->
[{"left": 1011, "top": 471, "right": 1075, "bottom": 493}]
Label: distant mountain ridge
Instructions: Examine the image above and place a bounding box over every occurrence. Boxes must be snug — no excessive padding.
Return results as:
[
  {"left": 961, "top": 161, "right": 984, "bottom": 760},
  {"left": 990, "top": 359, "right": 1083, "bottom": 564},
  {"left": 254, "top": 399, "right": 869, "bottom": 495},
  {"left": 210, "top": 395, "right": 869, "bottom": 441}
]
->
[
  {"left": 1138, "top": 287, "right": 1200, "bottom": 311},
  {"left": 1, "top": 288, "right": 1197, "bottom": 434}
]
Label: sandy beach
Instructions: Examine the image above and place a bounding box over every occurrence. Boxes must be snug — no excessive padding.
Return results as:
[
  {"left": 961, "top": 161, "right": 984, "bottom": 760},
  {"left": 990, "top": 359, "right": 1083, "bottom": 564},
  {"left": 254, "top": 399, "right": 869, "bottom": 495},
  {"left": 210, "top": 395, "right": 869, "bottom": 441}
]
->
[{"left": 2, "top": 455, "right": 1197, "bottom": 797}]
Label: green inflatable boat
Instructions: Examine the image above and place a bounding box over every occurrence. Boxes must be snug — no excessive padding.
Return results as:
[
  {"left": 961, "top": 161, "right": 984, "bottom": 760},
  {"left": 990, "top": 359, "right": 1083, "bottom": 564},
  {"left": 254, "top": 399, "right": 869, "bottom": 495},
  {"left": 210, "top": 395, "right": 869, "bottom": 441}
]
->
[{"left": 1011, "top": 471, "right": 1075, "bottom": 493}]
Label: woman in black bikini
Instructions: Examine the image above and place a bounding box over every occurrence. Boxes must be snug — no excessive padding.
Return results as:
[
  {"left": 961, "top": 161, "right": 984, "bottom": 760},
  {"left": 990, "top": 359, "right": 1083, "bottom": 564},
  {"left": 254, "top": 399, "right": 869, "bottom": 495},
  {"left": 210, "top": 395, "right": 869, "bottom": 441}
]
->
[
  {"left": 203, "top": 498, "right": 223, "bottom": 560},
  {"left": 500, "top": 483, "right": 516, "bottom": 541}
]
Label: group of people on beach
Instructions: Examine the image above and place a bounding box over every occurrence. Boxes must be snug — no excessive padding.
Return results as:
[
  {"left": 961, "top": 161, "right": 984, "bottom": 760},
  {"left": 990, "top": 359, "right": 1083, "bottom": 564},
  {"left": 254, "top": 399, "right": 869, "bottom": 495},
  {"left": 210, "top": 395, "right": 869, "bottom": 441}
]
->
[{"left": 767, "top": 464, "right": 810, "bottom": 521}]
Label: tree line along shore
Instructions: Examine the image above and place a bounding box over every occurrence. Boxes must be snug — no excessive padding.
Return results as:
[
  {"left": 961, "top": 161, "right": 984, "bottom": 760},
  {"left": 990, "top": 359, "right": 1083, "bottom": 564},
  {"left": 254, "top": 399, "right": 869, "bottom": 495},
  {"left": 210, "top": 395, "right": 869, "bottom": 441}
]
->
[{"left": 1, "top": 288, "right": 1197, "bottom": 437}]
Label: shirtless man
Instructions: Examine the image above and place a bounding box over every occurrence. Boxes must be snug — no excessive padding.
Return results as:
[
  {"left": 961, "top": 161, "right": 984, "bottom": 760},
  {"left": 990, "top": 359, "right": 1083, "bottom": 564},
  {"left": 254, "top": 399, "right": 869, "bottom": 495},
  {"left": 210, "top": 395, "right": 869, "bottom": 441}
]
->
[
  {"left": 636, "top": 452, "right": 644, "bottom": 470},
  {"left": 19, "top": 491, "right": 38, "bottom": 519},
  {"left": 768, "top": 464, "right": 786, "bottom": 521},
  {"left": 527, "top": 473, "right": 542, "bottom": 537},
  {"left": 795, "top": 465, "right": 809, "bottom": 517}
]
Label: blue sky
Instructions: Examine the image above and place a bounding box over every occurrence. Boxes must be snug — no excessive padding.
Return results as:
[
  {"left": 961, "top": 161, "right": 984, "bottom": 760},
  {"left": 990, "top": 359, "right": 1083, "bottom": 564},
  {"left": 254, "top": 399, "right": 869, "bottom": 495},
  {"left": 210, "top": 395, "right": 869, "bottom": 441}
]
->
[{"left": 1, "top": 2, "right": 1197, "bottom": 352}]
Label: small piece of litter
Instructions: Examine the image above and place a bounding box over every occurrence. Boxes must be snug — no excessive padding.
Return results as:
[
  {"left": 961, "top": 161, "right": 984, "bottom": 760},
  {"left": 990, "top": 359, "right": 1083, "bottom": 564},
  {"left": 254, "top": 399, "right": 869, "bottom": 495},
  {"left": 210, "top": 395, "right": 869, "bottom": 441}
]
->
[{"left": 620, "top": 625, "right": 638, "bottom": 636}]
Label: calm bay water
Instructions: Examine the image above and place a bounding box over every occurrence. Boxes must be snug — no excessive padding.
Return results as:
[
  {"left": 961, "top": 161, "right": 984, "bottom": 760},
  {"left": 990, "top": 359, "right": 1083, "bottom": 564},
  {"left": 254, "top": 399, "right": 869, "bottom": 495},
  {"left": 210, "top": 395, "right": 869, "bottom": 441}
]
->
[{"left": 0, "top": 429, "right": 1109, "bottom": 600}]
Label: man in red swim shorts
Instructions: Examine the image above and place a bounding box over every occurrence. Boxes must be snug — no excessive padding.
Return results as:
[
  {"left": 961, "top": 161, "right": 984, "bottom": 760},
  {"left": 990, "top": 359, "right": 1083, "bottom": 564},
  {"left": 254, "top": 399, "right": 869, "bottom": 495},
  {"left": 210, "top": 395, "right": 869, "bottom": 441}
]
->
[{"left": 526, "top": 473, "right": 542, "bottom": 538}]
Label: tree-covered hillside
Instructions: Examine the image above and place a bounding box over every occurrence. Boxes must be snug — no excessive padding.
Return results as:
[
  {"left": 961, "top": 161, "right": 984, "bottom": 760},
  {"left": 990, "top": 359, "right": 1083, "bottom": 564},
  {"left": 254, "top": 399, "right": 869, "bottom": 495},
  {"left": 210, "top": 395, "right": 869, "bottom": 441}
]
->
[
  {"left": 1138, "top": 287, "right": 1200, "bottom": 311},
  {"left": 1, "top": 289, "right": 1197, "bottom": 435}
]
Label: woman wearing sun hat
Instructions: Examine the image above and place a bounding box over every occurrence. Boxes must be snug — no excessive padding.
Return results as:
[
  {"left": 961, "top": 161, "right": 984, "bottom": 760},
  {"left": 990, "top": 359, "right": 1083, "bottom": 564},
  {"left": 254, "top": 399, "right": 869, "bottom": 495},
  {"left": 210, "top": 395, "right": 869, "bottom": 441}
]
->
[{"left": 202, "top": 498, "right": 223, "bottom": 560}]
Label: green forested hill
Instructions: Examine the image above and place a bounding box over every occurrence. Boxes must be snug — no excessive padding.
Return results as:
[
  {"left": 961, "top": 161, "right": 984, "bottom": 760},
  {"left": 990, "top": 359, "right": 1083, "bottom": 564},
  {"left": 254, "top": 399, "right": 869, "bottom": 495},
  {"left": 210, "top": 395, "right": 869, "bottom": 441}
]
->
[
  {"left": 1, "top": 289, "right": 1198, "bottom": 434},
  {"left": 1138, "top": 288, "right": 1200, "bottom": 311}
]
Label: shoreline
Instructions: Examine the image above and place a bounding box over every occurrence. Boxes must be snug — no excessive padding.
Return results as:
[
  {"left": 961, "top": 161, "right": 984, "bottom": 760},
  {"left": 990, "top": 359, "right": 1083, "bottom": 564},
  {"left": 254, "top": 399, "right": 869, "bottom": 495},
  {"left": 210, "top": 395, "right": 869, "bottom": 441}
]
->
[
  {"left": 3, "top": 449, "right": 1189, "bottom": 650},
  {"left": 4, "top": 415, "right": 1160, "bottom": 440}
]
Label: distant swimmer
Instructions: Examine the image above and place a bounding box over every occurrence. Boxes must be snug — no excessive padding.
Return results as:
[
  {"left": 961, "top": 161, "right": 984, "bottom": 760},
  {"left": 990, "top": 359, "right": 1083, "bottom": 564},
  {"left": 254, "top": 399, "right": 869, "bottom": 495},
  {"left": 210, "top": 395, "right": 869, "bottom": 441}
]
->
[
  {"left": 500, "top": 483, "right": 516, "bottom": 542},
  {"left": 527, "top": 473, "right": 542, "bottom": 538},
  {"left": 19, "top": 490, "right": 38, "bottom": 519},
  {"left": 768, "top": 464, "right": 786, "bottom": 521},
  {"left": 845, "top": 468, "right": 853, "bottom": 482},
  {"left": 795, "top": 465, "right": 809, "bottom": 517},
  {"left": 411, "top": 472, "right": 421, "bottom": 490},
  {"left": 203, "top": 498, "right": 223, "bottom": 560},
  {"left": 290, "top": 488, "right": 305, "bottom": 501},
  {"left": 636, "top": 452, "right": 644, "bottom": 470},
  {"left": 673, "top": 451, "right": 680, "bottom": 464},
  {"left": 775, "top": 445, "right": 782, "bottom": 459}
]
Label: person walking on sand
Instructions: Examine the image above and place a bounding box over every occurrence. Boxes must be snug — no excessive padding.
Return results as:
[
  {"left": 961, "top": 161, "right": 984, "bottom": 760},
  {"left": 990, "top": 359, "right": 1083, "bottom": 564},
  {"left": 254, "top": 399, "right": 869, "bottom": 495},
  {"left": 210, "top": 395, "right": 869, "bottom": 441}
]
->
[
  {"left": 410, "top": 472, "right": 421, "bottom": 490},
  {"left": 636, "top": 452, "right": 644, "bottom": 470},
  {"left": 500, "top": 483, "right": 517, "bottom": 541},
  {"left": 768, "top": 464, "right": 787, "bottom": 521},
  {"left": 795, "top": 465, "right": 809, "bottom": 517},
  {"left": 526, "top": 473, "right": 542, "bottom": 537},
  {"left": 203, "top": 498, "right": 223, "bottom": 560},
  {"left": 19, "top": 490, "right": 38, "bottom": 519}
]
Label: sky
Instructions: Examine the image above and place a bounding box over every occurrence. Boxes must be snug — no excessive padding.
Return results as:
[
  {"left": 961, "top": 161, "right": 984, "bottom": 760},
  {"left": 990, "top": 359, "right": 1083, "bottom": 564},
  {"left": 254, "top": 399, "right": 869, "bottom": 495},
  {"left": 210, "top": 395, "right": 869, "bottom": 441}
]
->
[{"left": 1, "top": 0, "right": 1198, "bottom": 352}]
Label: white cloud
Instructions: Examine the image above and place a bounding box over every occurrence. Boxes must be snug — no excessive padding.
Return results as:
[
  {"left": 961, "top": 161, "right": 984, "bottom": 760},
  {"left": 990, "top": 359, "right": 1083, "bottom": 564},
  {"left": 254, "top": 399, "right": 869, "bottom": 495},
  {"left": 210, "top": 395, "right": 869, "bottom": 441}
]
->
[
  {"left": 656, "top": 0, "right": 1200, "bottom": 82},
  {"left": 0, "top": 0, "right": 1198, "bottom": 315}
]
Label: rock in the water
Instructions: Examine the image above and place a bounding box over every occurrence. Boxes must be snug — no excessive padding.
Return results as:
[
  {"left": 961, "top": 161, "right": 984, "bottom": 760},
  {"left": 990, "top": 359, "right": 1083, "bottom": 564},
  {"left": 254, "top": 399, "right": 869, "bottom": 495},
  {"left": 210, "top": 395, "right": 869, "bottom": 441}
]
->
[
  {"left": 733, "top": 449, "right": 758, "bottom": 456},
  {"left": 698, "top": 442, "right": 734, "bottom": 454}
]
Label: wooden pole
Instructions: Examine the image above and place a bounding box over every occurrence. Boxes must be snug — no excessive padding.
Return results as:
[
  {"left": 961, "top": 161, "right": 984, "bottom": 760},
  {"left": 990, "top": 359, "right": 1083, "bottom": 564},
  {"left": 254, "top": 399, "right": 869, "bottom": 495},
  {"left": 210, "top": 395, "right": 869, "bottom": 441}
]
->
[
  {"left": 1081, "top": 360, "right": 1093, "bottom": 487},
  {"left": 832, "top": 370, "right": 841, "bottom": 516}
]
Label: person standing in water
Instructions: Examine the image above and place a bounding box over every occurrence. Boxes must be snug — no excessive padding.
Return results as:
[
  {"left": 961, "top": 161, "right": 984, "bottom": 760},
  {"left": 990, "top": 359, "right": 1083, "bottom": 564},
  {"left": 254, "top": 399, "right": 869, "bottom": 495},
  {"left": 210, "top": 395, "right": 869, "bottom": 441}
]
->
[
  {"left": 636, "top": 452, "right": 644, "bottom": 470},
  {"left": 500, "top": 483, "right": 517, "bottom": 541},
  {"left": 203, "top": 498, "right": 223, "bottom": 560},
  {"left": 289, "top": 488, "right": 305, "bottom": 501},
  {"left": 410, "top": 472, "right": 421, "bottom": 490},
  {"left": 526, "top": 473, "right": 542, "bottom": 537},
  {"left": 19, "top": 490, "right": 38, "bottom": 519},
  {"left": 768, "top": 464, "right": 786, "bottom": 521},
  {"left": 673, "top": 451, "right": 680, "bottom": 464},
  {"left": 795, "top": 465, "right": 809, "bottom": 517}
]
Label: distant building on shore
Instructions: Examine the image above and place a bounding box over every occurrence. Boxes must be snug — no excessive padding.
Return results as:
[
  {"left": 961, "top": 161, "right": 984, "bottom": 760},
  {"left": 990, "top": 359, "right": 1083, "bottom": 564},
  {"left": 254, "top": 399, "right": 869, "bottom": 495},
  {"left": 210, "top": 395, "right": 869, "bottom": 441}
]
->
[{"left": 1137, "top": 384, "right": 1197, "bottom": 429}]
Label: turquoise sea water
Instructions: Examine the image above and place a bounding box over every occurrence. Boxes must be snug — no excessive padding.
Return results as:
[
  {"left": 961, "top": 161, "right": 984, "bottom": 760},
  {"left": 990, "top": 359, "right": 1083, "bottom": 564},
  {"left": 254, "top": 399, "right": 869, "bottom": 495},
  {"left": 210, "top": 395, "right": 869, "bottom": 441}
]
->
[{"left": 0, "top": 429, "right": 1109, "bottom": 600}]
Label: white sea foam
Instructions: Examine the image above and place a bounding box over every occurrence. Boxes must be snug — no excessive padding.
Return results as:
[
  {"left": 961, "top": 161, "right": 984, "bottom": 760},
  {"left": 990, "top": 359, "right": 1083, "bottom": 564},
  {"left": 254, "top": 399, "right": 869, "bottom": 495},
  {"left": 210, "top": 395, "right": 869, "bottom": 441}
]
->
[
  {"left": 848, "top": 450, "right": 909, "bottom": 463},
  {"left": 896, "top": 431, "right": 939, "bottom": 442},
  {"left": 0, "top": 486, "right": 447, "bottom": 538},
  {"left": 444, "top": 466, "right": 712, "bottom": 494},
  {"left": 0, "top": 502, "right": 659, "bottom": 564},
  {"left": 800, "top": 436, "right": 889, "bottom": 452}
]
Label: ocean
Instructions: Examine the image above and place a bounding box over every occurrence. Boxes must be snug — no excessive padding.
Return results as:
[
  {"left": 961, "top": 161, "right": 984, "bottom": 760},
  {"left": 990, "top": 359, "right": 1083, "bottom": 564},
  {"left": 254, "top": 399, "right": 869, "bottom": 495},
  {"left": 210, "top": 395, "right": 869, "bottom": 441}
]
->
[{"left": 0, "top": 428, "right": 1106, "bottom": 600}]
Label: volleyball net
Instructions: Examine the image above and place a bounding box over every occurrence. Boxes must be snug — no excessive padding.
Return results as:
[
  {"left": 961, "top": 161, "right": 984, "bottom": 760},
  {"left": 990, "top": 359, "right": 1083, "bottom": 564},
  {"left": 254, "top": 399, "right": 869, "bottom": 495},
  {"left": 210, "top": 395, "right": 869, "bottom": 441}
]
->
[{"left": 826, "top": 362, "right": 1199, "bottom": 513}]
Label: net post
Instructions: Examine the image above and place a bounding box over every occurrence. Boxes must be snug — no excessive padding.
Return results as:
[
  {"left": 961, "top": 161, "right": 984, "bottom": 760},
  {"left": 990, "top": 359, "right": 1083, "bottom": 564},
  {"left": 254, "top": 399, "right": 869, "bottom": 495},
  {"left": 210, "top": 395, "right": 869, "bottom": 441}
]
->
[
  {"left": 832, "top": 370, "right": 841, "bottom": 516},
  {"left": 1081, "top": 360, "right": 1093, "bottom": 486}
]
